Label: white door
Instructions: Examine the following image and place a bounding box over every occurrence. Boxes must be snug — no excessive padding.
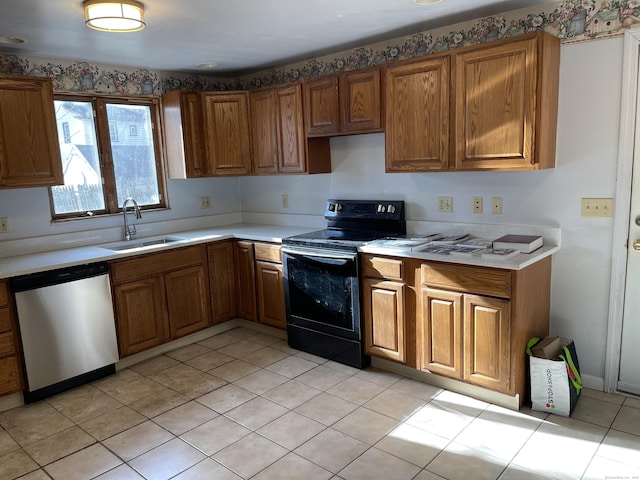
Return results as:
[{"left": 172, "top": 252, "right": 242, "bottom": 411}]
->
[
  {"left": 611, "top": 28, "right": 640, "bottom": 394},
  {"left": 619, "top": 156, "right": 640, "bottom": 394}
]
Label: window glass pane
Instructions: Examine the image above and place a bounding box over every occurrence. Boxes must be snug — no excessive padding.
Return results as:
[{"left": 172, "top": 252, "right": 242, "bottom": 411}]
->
[
  {"left": 105, "top": 104, "right": 160, "bottom": 207},
  {"left": 51, "top": 100, "right": 105, "bottom": 215}
]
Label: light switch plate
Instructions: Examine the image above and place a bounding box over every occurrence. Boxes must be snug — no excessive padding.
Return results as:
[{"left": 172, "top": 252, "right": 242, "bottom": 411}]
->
[
  {"left": 0, "top": 217, "right": 7, "bottom": 233},
  {"left": 581, "top": 198, "right": 613, "bottom": 217}
]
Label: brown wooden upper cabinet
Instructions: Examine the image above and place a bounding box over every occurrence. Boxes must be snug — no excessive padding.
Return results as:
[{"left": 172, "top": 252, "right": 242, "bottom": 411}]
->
[
  {"left": 203, "top": 91, "right": 252, "bottom": 176},
  {"left": 385, "top": 56, "right": 450, "bottom": 172},
  {"left": 304, "top": 67, "right": 383, "bottom": 137},
  {"left": 340, "top": 68, "right": 384, "bottom": 134},
  {"left": 454, "top": 33, "right": 559, "bottom": 170},
  {"left": 385, "top": 31, "right": 560, "bottom": 172},
  {"left": 162, "top": 90, "right": 253, "bottom": 177},
  {"left": 0, "top": 74, "right": 63, "bottom": 188},
  {"left": 304, "top": 76, "right": 340, "bottom": 136},
  {"left": 162, "top": 90, "right": 207, "bottom": 179},
  {"left": 250, "top": 82, "right": 330, "bottom": 175}
]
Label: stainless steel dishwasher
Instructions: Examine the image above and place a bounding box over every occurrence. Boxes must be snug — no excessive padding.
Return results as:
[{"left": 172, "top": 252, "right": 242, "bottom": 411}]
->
[{"left": 11, "top": 262, "right": 119, "bottom": 403}]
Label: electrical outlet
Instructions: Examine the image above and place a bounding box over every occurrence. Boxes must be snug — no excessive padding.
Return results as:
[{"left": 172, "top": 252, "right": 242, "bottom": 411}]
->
[
  {"left": 282, "top": 194, "right": 289, "bottom": 208},
  {"left": 438, "top": 196, "right": 453, "bottom": 213},
  {"left": 199, "top": 196, "right": 211, "bottom": 209},
  {"left": 0, "top": 217, "right": 7, "bottom": 233},
  {"left": 492, "top": 197, "right": 503, "bottom": 215},
  {"left": 472, "top": 197, "right": 483, "bottom": 214},
  {"left": 582, "top": 198, "right": 614, "bottom": 217}
]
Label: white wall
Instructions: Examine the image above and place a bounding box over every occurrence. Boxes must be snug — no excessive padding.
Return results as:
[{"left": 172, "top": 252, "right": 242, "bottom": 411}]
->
[
  {"left": 0, "top": 176, "right": 241, "bottom": 241},
  {"left": 240, "top": 37, "right": 624, "bottom": 383},
  {"left": 0, "top": 37, "right": 624, "bottom": 384}
]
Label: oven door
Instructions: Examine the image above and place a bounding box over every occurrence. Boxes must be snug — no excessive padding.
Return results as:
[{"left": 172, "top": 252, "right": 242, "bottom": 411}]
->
[{"left": 282, "top": 246, "right": 360, "bottom": 341}]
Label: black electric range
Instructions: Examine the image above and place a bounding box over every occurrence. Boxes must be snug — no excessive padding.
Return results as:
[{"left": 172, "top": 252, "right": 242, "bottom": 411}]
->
[{"left": 281, "top": 199, "right": 406, "bottom": 368}]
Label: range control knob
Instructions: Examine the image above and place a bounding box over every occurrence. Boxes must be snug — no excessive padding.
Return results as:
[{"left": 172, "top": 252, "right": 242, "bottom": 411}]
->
[
  {"left": 328, "top": 203, "right": 336, "bottom": 212},
  {"left": 336, "top": 203, "right": 343, "bottom": 211},
  {"left": 377, "top": 204, "right": 386, "bottom": 213},
  {"left": 387, "top": 204, "right": 396, "bottom": 214}
]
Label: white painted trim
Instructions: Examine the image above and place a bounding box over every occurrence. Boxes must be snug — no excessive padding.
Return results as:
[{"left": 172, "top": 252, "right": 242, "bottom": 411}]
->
[
  {"left": 371, "top": 357, "right": 521, "bottom": 411},
  {"left": 581, "top": 373, "right": 604, "bottom": 392},
  {"left": 605, "top": 28, "right": 640, "bottom": 392}
]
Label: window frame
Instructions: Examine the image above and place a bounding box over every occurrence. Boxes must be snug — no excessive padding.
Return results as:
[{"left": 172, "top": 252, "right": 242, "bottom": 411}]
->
[{"left": 49, "top": 94, "right": 168, "bottom": 220}]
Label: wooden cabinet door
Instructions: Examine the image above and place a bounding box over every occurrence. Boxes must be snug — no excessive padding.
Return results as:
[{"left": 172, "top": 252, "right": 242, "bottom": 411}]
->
[
  {"left": 277, "top": 83, "right": 307, "bottom": 173},
  {"left": 113, "top": 276, "right": 170, "bottom": 357},
  {"left": 250, "top": 88, "right": 279, "bottom": 175},
  {"left": 208, "top": 241, "right": 237, "bottom": 324},
  {"left": 363, "top": 278, "right": 405, "bottom": 363},
  {"left": 420, "top": 287, "right": 462, "bottom": 378},
  {"left": 385, "top": 57, "right": 450, "bottom": 172},
  {"left": 463, "top": 294, "right": 511, "bottom": 392},
  {"left": 454, "top": 37, "right": 536, "bottom": 170},
  {"left": 165, "top": 265, "right": 212, "bottom": 339},
  {"left": 256, "top": 260, "right": 286, "bottom": 329},
  {"left": 0, "top": 75, "right": 63, "bottom": 188},
  {"left": 0, "top": 356, "right": 22, "bottom": 395},
  {"left": 0, "top": 281, "right": 23, "bottom": 396},
  {"left": 304, "top": 76, "right": 340, "bottom": 136},
  {"left": 234, "top": 240, "right": 257, "bottom": 321},
  {"left": 340, "top": 68, "right": 383, "bottom": 134},
  {"left": 162, "top": 90, "right": 207, "bottom": 178},
  {"left": 203, "top": 92, "right": 252, "bottom": 176}
]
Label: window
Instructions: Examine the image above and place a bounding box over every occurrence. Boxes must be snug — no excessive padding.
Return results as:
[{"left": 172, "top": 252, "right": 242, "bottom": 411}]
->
[
  {"left": 129, "top": 124, "right": 138, "bottom": 136},
  {"left": 50, "top": 95, "right": 166, "bottom": 219},
  {"left": 62, "top": 122, "right": 71, "bottom": 143},
  {"left": 109, "top": 121, "right": 119, "bottom": 143}
]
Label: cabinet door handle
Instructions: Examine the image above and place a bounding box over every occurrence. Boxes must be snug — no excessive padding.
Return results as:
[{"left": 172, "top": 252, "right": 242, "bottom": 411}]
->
[{"left": 634, "top": 240, "right": 640, "bottom": 251}]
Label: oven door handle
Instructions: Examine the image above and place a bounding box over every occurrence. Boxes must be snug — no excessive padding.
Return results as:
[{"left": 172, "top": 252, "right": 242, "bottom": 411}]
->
[{"left": 282, "top": 247, "right": 355, "bottom": 266}]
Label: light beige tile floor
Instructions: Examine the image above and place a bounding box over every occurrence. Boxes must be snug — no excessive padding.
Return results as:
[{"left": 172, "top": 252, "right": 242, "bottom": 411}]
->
[{"left": 0, "top": 326, "right": 639, "bottom": 480}]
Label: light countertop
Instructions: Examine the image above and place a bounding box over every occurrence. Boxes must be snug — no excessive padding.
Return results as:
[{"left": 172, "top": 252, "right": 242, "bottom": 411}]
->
[
  {"left": 0, "top": 223, "right": 318, "bottom": 279},
  {"left": 0, "top": 223, "right": 559, "bottom": 279},
  {"left": 359, "top": 243, "right": 559, "bottom": 270}
]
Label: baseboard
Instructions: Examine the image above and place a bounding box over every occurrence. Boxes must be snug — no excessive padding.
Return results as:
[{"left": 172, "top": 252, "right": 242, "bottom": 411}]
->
[
  {"left": 581, "top": 373, "right": 604, "bottom": 391},
  {"left": 0, "top": 392, "right": 24, "bottom": 413},
  {"left": 371, "top": 357, "right": 521, "bottom": 411}
]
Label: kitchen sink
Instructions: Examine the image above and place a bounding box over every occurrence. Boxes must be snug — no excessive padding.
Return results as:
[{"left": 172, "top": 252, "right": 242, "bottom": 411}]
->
[{"left": 101, "top": 236, "right": 184, "bottom": 252}]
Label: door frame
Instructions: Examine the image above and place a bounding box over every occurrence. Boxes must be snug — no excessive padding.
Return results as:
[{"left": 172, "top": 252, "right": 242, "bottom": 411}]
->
[{"left": 605, "top": 28, "right": 640, "bottom": 392}]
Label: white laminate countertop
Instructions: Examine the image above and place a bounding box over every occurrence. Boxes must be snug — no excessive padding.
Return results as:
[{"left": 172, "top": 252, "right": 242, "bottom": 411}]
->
[
  {"left": 359, "top": 243, "right": 559, "bottom": 270},
  {"left": 0, "top": 223, "right": 560, "bottom": 279},
  {"left": 0, "top": 223, "right": 318, "bottom": 279}
]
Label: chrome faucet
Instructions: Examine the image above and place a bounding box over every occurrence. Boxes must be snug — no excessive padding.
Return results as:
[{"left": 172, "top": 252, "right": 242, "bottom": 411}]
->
[{"left": 122, "top": 197, "right": 142, "bottom": 241}]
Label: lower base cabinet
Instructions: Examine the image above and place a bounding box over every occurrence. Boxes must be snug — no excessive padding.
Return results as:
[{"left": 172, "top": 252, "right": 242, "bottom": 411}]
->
[
  {"left": 0, "top": 281, "right": 23, "bottom": 396},
  {"left": 233, "top": 240, "right": 286, "bottom": 329},
  {"left": 234, "top": 240, "right": 258, "bottom": 322},
  {"left": 362, "top": 253, "right": 551, "bottom": 406},
  {"left": 255, "top": 242, "right": 286, "bottom": 329},
  {"left": 112, "top": 276, "right": 170, "bottom": 357},
  {"left": 208, "top": 241, "right": 237, "bottom": 324},
  {"left": 110, "top": 245, "right": 211, "bottom": 357},
  {"left": 421, "top": 287, "right": 511, "bottom": 392},
  {"left": 361, "top": 256, "right": 415, "bottom": 366}
]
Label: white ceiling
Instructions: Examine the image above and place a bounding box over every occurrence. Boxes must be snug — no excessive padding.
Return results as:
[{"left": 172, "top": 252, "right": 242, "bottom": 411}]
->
[{"left": 0, "top": 0, "right": 552, "bottom": 75}]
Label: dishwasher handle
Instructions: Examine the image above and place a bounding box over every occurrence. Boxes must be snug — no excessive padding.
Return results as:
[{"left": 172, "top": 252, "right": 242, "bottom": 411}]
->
[{"left": 11, "top": 262, "right": 110, "bottom": 292}]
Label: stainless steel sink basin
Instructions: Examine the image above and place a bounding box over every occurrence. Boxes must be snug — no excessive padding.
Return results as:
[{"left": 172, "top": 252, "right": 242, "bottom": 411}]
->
[{"left": 101, "top": 237, "right": 184, "bottom": 252}]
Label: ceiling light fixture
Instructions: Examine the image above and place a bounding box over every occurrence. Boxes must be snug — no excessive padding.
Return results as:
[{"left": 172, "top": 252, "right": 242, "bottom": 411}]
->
[
  {"left": 197, "top": 62, "right": 220, "bottom": 69},
  {"left": 83, "top": 0, "right": 146, "bottom": 33},
  {"left": 413, "top": 0, "right": 442, "bottom": 4}
]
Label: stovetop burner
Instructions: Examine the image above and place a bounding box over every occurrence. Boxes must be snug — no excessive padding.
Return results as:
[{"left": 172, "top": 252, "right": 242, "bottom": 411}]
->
[{"left": 282, "top": 199, "right": 406, "bottom": 252}]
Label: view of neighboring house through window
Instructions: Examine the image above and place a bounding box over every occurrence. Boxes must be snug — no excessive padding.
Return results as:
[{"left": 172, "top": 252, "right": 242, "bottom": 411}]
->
[{"left": 50, "top": 96, "right": 166, "bottom": 219}]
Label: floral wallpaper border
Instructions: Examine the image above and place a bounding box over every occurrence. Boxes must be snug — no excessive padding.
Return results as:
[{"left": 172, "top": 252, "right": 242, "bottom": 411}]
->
[{"left": 0, "top": 0, "right": 638, "bottom": 94}]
